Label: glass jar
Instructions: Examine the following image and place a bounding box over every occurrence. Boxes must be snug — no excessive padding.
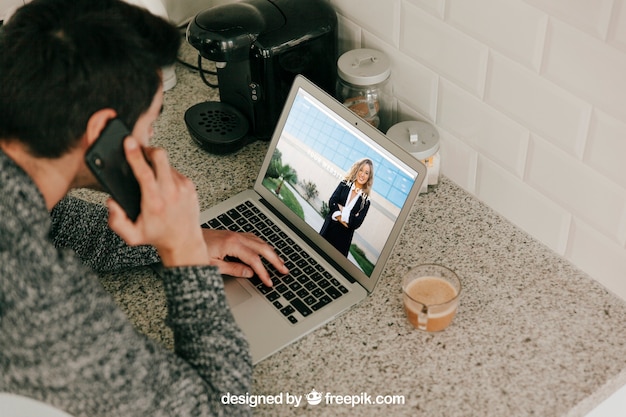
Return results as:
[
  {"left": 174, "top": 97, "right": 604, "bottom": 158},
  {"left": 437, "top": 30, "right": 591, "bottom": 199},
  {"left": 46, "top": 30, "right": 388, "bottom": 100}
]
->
[
  {"left": 387, "top": 121, "right": 441, "bottom": 194},
  {"left": 336, "top": 48, "right": 392, "bottom": 131}
]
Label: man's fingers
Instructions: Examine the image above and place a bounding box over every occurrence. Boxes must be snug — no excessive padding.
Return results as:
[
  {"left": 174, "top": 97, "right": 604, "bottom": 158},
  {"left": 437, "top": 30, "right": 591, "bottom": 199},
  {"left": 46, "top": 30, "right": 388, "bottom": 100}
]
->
[
  {"left": 107, "top": 198, "right": 141, "bottom": 245},
  {"left": 124, "top": 137, "right": 153, "bottom": 183},
  {"left": 212, "top": 259, "right": 255, "bottom": 279}
]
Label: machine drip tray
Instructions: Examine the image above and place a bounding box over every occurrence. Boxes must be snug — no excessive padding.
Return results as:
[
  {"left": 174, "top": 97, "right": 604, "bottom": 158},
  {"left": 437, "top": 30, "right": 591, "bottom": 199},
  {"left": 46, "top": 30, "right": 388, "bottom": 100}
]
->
[{"left": 184, "top": 101, "right": 251, "bottom": 154}]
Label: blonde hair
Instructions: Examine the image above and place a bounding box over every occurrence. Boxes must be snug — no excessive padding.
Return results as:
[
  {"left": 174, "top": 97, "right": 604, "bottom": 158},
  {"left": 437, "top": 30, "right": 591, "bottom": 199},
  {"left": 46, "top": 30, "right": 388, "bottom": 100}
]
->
[{"left": 343, "top": 158, "right": 374, "bottom": 195}]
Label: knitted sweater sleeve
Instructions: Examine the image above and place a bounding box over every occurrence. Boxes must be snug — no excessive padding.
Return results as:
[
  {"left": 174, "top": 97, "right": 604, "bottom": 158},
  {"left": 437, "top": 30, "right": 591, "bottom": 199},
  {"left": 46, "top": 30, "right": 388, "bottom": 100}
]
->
[
  {"left": 49, "top": 196, "right": 160, "bottom": 272},
  {"left": 2, "top": 186, "right": 252, "bottom": 416},
  {"left": 0, "top": 244, "right": 252, "bottom": 417}
]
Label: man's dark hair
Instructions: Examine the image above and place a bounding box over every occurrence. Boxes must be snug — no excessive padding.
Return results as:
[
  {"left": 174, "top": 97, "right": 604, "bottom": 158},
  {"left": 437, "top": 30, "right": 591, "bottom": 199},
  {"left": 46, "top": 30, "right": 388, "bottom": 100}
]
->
[{"left": 0, "top": 0, "right": 180, "bottom": 157}]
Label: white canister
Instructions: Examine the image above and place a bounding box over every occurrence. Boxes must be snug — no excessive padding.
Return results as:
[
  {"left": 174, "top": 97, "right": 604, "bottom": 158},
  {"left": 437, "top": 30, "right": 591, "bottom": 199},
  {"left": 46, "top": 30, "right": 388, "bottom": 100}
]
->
[{"left": 387, "top": 121, "right": 440, "bottom": 194}]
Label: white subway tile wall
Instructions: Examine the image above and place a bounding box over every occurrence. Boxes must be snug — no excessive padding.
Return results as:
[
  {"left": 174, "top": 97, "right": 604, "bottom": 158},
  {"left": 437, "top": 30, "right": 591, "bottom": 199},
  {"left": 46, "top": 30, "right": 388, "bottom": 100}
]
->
[
  {"left": 329, "top": 0, "right": 626, "bottom": 301},
  {"left": 609, "top": 0, "right": 626, "bottom": 52}
]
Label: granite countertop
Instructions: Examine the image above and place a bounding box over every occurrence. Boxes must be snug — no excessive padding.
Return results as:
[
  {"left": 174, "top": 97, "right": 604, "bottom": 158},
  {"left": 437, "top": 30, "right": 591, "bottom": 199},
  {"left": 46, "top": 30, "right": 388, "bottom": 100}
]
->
[{"left": 86, "top": 43, "right": 626, "bottom": 417}]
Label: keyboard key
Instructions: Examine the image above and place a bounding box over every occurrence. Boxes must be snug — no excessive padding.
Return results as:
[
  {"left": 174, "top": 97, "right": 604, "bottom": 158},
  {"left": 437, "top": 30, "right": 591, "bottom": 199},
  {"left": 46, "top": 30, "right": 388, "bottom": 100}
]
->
[
  {"left": 291, "top": 298, "right": 312, "bottom": 317},
  {"left": 268, "top": 233, "right": 280, "bottom": 243},
  {"left": 227, "top": 208, "right": 241, "bottom": 219},
  {"left": 326, "top": 286, "right": 342, "bottom": 299},
  {"left": 207, "top": 218, "right": 221, "bottom": 229},
  {"left": 290, "top": 252, "right": 302, "bottom": 263},
  {"left": 217, "top": 213, "right": 233, "bottom": 227},
  {"left": 275, "top": 283, "right": 288, "bottom": 294},
  {"left": 265, "top": 291, "right": 280, "bottom": 302},
  {"left": 311, "top": 295, "right": 332, "bottom": 311},
  {"left": 312, "top": 288, "right": 325, "bottom": 298},
  {"left": 257, "top": 285, "right": 273, "bottom": 295},
  {"left": 280, "top": 305, "right": 295, "bottom": 316}
]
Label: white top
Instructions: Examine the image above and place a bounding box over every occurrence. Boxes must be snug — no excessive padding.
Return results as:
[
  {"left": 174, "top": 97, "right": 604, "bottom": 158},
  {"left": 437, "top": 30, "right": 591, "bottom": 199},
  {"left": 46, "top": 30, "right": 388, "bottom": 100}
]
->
[{"left": 332, "top": 183, "right": 363, "bottom": 225}]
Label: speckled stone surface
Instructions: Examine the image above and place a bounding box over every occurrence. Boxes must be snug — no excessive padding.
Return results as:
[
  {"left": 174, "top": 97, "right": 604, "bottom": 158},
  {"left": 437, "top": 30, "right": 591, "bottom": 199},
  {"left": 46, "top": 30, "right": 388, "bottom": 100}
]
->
[{"left": 84, "top": 43, "right": 626, "bottom": 417}]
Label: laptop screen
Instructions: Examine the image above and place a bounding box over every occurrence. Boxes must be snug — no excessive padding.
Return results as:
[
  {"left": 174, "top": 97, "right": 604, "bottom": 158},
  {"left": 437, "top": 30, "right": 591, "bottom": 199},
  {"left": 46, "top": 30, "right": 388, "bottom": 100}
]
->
[{"left": 257, "top": 79, "right": 422, "bottom": 284}]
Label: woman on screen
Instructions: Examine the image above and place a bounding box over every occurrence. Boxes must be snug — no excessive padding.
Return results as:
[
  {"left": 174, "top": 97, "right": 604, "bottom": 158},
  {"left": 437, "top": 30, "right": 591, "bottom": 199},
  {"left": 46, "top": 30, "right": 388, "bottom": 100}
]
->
[{"left": 320, "top": 158, "right": 374, "bottom": 257}]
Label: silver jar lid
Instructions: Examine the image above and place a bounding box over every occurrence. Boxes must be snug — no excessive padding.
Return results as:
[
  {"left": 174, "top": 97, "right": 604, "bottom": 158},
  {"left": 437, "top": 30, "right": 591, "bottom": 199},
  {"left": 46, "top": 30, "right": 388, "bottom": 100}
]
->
[
  {"left": 337, "top": 48, "right": 391, "bottom": 86},
  {"left": 386, "top": 121, "right": 440, "bottom": 160}
]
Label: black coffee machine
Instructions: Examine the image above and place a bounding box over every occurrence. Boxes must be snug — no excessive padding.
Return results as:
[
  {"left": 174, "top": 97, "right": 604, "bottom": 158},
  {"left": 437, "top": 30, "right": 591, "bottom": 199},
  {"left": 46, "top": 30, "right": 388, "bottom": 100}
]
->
[{"left": 185, "top": 0, "right": 337, "bottom": 152}]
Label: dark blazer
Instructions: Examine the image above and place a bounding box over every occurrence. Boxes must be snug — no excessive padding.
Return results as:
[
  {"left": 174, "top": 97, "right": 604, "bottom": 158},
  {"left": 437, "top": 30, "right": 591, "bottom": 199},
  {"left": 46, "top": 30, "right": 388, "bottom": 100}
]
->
[{"left": 319, "top": 181, "right": 370, "bottom": 256}]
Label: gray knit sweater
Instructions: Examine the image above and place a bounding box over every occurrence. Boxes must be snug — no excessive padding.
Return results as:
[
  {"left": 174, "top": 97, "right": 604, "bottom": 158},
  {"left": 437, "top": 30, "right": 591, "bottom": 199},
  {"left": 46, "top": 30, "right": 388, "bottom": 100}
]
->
[{"left": 0, "top": 149, "right": 252, "bottom": 416}]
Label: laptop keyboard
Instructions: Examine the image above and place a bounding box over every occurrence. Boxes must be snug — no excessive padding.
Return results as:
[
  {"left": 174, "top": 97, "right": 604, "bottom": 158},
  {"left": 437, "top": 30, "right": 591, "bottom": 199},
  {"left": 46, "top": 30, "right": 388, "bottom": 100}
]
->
[{"left": 202, "top": 200, "right": 349, "bottom": 324}]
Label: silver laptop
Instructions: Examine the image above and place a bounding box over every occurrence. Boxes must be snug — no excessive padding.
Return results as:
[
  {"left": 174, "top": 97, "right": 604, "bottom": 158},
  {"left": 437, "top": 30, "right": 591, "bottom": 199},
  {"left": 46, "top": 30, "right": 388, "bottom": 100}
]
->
[{"left": 199, "top": 75, "right": 427, "bottom": 363}]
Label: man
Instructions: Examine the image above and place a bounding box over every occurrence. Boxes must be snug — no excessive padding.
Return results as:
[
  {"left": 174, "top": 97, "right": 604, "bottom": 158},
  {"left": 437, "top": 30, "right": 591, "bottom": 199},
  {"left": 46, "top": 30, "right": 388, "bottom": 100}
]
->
[{"left": 0, "top": 1, "right": 287, "bottom": 416}]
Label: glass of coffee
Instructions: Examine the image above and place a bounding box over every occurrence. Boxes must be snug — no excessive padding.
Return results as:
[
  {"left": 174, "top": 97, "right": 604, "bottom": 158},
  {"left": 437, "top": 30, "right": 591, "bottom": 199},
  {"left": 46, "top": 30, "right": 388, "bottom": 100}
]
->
[{"left": 402, "top": 264, "right": 461, "bottom": 332}]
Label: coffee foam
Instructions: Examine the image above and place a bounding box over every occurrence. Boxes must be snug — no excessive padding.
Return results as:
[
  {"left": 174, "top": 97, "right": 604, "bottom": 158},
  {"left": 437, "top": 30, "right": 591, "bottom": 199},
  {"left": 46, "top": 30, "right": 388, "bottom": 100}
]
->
[{"left": 404, "top": 276, "right": 457, "bottom": 306}]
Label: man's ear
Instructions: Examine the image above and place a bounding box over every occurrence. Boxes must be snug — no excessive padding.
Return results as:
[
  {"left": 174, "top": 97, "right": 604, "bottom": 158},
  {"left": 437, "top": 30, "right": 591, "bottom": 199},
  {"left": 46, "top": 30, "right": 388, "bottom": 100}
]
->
[{"left": 81, "top": 108, "right": 117, "bottom": 149}]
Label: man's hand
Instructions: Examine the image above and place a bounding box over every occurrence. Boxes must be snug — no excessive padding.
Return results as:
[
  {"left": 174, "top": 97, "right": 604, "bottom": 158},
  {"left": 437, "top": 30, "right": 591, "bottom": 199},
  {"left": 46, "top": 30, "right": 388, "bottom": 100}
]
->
[
  {"left": 108, "top": 137, "right": 209, "bottom": 268},
  {"left": 201, "top": 228, "right": 289, "bottom": 287}
]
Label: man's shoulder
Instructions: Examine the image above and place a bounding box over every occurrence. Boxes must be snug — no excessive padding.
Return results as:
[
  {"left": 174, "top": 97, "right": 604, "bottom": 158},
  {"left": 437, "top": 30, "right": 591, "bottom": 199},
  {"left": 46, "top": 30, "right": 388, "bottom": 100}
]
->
[{"left": 0, "top": 151, "right": 52, "bottom": 244}]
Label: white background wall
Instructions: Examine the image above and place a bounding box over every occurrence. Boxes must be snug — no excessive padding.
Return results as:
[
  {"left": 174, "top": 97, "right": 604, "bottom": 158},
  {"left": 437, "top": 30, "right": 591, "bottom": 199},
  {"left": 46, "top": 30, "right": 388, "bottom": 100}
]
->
[
  {"left": 0, "top": 0, "right": 23, "bottom": 21},
  {"left": 329, "top": 0, "right": 626, "bottom": 302}
]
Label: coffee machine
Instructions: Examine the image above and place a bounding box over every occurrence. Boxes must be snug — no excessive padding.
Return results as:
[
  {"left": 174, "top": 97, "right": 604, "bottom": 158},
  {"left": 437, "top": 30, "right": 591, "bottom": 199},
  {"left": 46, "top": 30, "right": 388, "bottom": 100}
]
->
[{"left": 186, "top": 0, "right": 337, "bottom": 151}]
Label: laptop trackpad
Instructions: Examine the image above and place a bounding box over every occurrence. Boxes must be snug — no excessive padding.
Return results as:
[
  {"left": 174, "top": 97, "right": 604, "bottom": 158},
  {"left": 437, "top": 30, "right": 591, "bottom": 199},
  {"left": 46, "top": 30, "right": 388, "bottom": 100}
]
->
[{"left": 223, "top": 277, "right": 253, "bottom": 307}]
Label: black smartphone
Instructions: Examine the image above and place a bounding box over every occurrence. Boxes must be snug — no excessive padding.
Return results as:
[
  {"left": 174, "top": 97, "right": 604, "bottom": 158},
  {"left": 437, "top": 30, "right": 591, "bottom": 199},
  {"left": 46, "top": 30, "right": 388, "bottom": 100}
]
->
[{"left": 85, "top": 118, "right": 141, "bottom": 221}]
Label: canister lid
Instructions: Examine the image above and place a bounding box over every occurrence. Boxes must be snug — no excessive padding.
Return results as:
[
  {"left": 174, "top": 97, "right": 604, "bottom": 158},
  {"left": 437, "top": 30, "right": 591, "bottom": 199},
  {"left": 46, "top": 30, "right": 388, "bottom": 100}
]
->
[
  {"left": 386, "top": 121, "right": 440, "bottom": 160},
  {"left": 337, "top": 48, "right": 391, "bottom": 85}
]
